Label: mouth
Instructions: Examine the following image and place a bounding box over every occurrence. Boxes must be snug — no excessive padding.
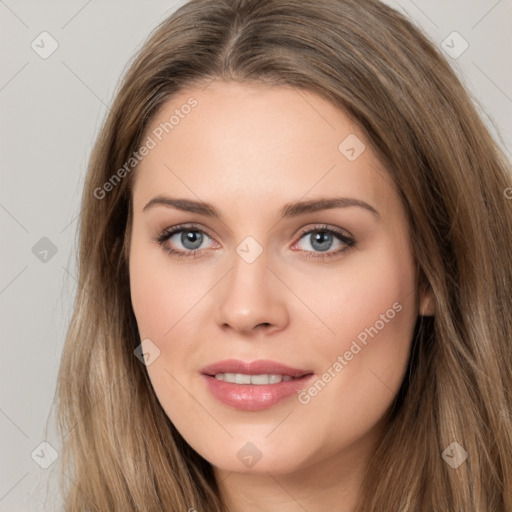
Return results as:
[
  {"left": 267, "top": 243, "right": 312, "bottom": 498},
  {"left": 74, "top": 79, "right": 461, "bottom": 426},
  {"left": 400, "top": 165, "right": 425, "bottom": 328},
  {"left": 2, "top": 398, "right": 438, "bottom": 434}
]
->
[
  {"left": 211, "top": 373, "right": 301, "bottom": 384},
  {"left": 200, "top": 359, "right": 315, "bottom": 410}
]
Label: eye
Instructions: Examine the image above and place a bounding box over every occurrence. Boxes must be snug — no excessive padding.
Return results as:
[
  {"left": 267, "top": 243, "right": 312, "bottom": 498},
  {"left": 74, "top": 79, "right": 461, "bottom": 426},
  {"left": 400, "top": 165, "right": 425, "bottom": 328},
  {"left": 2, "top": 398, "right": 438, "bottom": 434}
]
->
[
  {"left": 292, "top": 225, "right": 355, "bottom": 260},
  {"left": 155, "top": 223, "right": 356, "bottom": 260},
  {"left": 155, "top": 224, "right": 216, "bottom": 258}
]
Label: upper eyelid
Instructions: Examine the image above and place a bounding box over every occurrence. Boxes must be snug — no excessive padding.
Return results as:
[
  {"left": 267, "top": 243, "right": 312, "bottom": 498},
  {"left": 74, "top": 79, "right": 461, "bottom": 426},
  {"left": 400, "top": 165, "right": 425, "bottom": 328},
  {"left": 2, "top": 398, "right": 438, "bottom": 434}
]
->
[
  {"left": 161, "top": 223, "right": 216, "bottom": 241},
  {"left": 296, "top": 224, "right": 353, "bottom": 239}
]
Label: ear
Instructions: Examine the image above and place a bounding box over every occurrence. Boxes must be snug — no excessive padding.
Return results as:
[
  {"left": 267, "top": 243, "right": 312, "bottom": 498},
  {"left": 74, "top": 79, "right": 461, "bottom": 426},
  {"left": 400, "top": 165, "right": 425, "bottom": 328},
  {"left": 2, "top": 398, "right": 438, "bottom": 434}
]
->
[{"left": 419, "top": 284, "right": 436, "bottom": 316}]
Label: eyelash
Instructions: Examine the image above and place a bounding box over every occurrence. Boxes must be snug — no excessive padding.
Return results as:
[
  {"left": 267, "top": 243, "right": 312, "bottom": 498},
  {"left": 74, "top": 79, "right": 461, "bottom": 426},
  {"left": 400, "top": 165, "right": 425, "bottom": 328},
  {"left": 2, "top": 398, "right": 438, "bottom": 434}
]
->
[{"left": 154, "top": 223, "right": 356, "bottom": 261}]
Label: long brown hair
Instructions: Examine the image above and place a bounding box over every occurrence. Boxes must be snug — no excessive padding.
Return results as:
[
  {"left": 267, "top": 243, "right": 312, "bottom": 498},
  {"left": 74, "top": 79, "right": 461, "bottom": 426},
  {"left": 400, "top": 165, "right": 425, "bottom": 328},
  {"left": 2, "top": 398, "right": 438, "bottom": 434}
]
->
[{"left": 56, "top": 0, "right": 512, "bottom": 509}]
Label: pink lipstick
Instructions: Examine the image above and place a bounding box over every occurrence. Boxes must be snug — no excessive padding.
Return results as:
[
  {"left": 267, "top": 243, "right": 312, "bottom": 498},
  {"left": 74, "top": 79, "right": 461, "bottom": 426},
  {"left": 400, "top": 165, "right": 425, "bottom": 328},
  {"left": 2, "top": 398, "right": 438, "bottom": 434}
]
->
[{"left": 201, "top": 359, "right": 315, "bottom": 411}]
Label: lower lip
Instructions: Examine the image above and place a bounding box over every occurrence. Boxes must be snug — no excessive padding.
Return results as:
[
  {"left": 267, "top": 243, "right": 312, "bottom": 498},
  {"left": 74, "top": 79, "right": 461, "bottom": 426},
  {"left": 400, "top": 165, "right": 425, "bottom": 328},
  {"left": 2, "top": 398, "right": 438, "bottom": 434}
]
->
[{"left": 202, "top": 374, "right": 315, "bottom": 411}]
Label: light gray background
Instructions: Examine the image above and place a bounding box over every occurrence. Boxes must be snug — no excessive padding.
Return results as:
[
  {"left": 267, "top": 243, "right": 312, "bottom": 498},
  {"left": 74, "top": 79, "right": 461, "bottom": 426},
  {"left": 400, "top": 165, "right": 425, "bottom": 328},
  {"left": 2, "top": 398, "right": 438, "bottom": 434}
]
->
[{"left": 0, "top": 1, "right": 511, "bottom": 510}]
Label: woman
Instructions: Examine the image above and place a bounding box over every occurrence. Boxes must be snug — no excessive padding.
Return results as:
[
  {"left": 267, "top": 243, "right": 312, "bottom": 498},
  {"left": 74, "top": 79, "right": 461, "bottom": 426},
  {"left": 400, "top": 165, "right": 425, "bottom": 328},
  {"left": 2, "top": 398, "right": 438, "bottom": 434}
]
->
[{"left": 57, "top": 0, "right": 512, "bottom": 510}]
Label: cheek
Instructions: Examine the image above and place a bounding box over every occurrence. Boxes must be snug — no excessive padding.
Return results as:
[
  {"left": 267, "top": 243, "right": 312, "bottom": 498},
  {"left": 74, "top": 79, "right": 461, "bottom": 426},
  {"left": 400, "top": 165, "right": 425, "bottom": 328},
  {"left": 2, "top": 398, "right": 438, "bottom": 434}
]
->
[
  {"left": 128, "top": 237, "right": 203, "bottom": 414},
  {"left": 297, "top": 236, "right": 418, "bottom": 428},
  {"left": 129, "top": 234, "right": 205, "bottom": 340},
  {"left": 298, "top": 235, "right": 417, "bottom": 350}
]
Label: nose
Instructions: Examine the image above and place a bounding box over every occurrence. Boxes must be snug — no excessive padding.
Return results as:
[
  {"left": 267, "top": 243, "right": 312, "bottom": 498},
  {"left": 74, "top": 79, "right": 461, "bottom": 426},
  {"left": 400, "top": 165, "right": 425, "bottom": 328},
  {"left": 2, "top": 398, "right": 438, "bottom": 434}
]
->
[{"left": 214, "top": 248, "right": 289, "bottom": 336}]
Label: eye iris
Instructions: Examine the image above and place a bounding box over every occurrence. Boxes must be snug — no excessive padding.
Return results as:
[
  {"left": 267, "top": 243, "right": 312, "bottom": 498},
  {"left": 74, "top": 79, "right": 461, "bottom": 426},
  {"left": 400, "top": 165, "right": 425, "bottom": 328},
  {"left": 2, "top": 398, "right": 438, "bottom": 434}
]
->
[
  {"left": 311, "top": 231, "right": 333, "bottom": 252},
  {"left": 181, "top": 230, "right": 203, "bottom": 250}
]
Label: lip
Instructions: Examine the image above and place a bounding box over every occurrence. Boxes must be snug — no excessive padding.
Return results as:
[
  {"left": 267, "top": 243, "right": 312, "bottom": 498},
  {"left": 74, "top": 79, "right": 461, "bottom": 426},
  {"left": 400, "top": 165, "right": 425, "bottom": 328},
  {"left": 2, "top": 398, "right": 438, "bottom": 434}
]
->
[
  {"left": 201, "top": 359, "right": 312, "bottom": 378},
  {"left": 200, "top": 359, "right": 315, "bottom": 411}
]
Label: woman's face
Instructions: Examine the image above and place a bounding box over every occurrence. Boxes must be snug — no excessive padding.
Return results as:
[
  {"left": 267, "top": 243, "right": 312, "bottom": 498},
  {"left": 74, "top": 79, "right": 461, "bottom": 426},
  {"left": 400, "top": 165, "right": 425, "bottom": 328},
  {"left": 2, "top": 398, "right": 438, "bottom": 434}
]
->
[{"left": 129, "top": 80, "right": 433, "bottom": 477}]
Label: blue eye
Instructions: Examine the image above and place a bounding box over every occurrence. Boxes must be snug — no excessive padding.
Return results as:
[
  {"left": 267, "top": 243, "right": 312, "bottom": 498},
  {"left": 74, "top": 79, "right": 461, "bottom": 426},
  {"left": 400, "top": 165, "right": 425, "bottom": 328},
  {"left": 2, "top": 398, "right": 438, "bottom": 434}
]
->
[
  {"left": 156, "top": 225, "right": 214, "bottom": 258},
  {"left": 172, "top": 230, "right": 207, "bottom": 250},
  {"left": 293, "top": 225, "right": 355, "bottom": 260},
  {"left": 297, "top": 229, "right": 350, "bottom": 252}
]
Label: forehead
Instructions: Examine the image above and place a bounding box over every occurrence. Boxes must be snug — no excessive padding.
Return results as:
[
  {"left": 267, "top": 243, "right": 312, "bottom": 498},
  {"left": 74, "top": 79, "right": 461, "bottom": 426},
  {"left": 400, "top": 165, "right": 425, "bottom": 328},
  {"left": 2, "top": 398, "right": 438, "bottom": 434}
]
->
[{"left": 132, "top": 80, "right": 397, "bottom": 217}]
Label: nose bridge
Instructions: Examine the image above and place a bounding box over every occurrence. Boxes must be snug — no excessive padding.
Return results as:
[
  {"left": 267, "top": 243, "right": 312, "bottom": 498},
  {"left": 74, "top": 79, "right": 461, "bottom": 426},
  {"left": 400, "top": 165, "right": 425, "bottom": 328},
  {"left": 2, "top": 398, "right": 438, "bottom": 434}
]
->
[
  {"left": 231, "top": 239, "right": 269, "bottom": 294},
  {"left": 214, "top": 237, "right": 288, "bottom": 333}
]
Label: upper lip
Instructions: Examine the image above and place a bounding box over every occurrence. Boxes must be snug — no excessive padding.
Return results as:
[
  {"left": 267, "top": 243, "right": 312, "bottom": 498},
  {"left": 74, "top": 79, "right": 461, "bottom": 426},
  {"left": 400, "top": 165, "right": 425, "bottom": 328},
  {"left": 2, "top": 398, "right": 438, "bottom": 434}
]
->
[{"left": 201, "top": 359, "right": 313, "bottom": 378}]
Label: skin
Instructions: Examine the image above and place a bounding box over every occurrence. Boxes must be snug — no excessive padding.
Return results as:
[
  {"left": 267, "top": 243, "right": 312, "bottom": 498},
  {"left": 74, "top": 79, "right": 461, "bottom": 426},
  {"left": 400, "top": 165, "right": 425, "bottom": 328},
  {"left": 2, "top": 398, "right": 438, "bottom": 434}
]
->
[{"left": 128, "top": 80, "right": 435, "bottom": 512}]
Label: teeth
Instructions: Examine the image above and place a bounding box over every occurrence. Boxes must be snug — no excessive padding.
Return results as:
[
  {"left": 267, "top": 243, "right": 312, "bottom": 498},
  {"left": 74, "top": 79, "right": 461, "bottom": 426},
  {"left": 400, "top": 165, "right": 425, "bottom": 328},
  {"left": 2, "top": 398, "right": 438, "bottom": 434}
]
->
[
  {"left": 235, "top": 373, "right": 251, "bottom": 384},
  {"left": 214, "top": 373, "right": 295, "bottom": 384}
]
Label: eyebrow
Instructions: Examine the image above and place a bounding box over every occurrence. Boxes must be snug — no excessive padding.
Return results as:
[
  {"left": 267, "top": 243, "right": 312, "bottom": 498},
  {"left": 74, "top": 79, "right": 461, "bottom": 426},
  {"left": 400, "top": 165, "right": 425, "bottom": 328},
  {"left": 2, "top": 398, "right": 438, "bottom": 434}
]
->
[{"left": 143, "top": 195, "right": 380, "bottom": 219}]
